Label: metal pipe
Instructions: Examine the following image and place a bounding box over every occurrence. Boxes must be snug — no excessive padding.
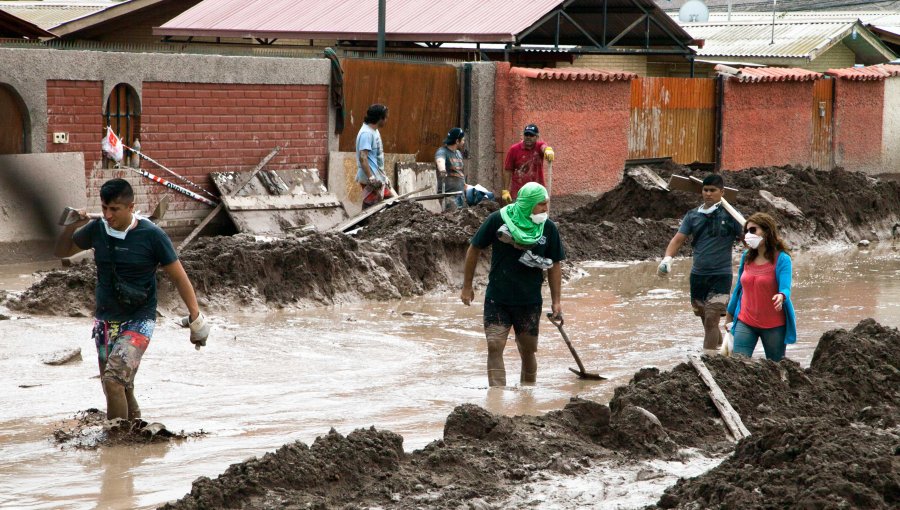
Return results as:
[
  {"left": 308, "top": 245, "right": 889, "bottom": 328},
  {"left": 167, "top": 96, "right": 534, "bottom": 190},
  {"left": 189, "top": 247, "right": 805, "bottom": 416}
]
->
[
  {"left": 770, "top": 0, "right": 776, "bottom": 45},
  {"left": 377, "top": 0, "right": 386, "bottom": 57}
]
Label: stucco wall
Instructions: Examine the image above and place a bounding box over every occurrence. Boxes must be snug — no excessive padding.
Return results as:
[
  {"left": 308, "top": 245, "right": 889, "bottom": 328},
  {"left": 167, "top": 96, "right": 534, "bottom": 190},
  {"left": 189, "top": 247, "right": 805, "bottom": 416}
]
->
[
  {"left": 463, "top": 62, "right": 496, "bottom": 189},
  {"left": 493, "top": 63, "right": 631, "bottom": 196},
  {"left": 720, "top": 80, "right": 814, "bottom": 171},
  {"left": 833, "top": 79, "right": 885, "bottom": 174},
  {"left": 883, "top": 77, "right": 900, "bottom": 174}
]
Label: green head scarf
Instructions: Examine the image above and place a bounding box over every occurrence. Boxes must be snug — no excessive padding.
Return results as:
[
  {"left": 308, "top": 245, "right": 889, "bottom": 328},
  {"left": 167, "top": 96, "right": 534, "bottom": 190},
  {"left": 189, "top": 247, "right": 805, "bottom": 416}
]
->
[{"left": 500, "top": 182, "right": 548, "bottom": 245}]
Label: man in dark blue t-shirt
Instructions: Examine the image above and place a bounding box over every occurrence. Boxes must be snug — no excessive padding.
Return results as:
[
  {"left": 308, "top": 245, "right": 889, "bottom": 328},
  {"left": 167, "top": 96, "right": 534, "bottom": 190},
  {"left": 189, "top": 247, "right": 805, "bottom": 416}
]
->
[
  {"left": 461, "top": 182, "right": 565, "bottom": 387},
  {"left": 55, "top": 178, "right": 209, "bottom": 424},
  {"left": 658, "top": 174, "right": 742, "bottom": 350}
]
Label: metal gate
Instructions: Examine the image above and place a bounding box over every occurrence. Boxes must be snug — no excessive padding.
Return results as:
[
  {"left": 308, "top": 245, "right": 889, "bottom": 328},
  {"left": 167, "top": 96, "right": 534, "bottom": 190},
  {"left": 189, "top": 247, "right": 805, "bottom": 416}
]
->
[
  {"left": 628, "top": 77, "right": 716, "bottom": 165},
  {"left": 338, "top": 58, "right": 459, "bottom": 162},
  {"left": 811, "top": 78, "right": 834, "bottom": 171}
]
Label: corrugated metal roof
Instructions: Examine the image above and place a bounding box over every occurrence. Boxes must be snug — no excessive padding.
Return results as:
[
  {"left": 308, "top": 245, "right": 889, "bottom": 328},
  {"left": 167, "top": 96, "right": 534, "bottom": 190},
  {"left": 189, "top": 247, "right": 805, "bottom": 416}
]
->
[
  {"left": 675, "top": 11, "right": 900, "bottom": 26},
  {"left": 157, "top": 0, "right": 565, "bottom": 42},
  {"left": 0, "top": 2, "right": 114, "bottom": 30},
  {"left": 155, "top": 0, "right": 696, "bottom": 48},
  {"left": 0, "top": 8, "right": 55, "bottom": 37},
  {"left": 511, "top": 66, "right": 637, "bottom": 82},
  {"left": 682, "top": 21, "right": 858, "bottom": 59},
  {"left": 827, "top": 63, "right": 900, "bottom": 80},
  {"left": 714, "top": 65, "right": 823, "bottom": 83}
]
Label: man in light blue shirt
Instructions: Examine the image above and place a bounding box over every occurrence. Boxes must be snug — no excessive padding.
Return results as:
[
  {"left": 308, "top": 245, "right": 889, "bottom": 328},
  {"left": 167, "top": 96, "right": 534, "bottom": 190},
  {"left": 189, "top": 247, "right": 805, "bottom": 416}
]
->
[{"left": 356, "top": 104, "right": 391, "bottom": 209}]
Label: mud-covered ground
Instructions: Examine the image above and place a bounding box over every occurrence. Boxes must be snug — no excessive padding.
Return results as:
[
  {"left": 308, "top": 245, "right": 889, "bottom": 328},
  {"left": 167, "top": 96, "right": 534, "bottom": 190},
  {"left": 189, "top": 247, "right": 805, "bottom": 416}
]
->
[
  {"left": 6, "top": 164, "right": 900, "bottom": 316},
  {"left": 158, "top": 319, "right": 898, "bottom": 509}
]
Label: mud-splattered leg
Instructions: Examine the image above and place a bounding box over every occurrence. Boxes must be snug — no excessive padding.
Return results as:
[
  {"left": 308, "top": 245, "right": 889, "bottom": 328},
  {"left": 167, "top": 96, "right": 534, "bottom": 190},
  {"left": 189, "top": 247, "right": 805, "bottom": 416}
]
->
[
  {"left": 515, "top": 333, "right": 538, "bottom": 384},
  {"left": 485, "top": 324, "right": 510, "bottom": 387}
]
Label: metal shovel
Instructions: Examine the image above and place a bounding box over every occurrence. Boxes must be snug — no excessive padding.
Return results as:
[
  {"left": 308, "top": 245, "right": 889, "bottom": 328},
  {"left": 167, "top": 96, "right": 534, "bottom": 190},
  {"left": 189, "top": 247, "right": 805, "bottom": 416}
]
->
[{"left": 546, "top": 313, "right": 606, "bottom": 380}]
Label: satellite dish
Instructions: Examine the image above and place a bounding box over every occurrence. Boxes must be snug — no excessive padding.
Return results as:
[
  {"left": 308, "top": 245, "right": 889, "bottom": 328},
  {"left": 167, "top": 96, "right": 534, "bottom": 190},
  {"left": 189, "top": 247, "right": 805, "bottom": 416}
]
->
[{"left": 679, "top": 0, "right": 710, "bottom": 23}]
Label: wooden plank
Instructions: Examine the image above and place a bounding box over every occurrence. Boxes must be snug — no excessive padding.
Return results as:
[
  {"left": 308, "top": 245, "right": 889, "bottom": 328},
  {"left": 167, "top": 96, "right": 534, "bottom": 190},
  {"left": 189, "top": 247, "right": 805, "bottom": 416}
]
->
[
  {"left": 688, "top": 355, "right": 751, "bottom": 442},
  {"left": 229, "top": 146, "right": 282, "bottom": 195},
  {"left": 331, "top": 185, "right": 430, "bottom": 233},
  {"left": 222, "top": 195, "right": 343, "bottom": 211},
  {"left": 177, "top": 204, "right": 222, "bottom": 252}
]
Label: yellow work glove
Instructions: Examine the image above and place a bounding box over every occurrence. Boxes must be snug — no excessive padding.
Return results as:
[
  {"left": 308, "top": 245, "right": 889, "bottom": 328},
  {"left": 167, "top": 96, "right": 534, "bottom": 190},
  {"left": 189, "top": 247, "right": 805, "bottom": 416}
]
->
[
  {"left": 544, "top": 147, "right": 555, "bottom": 162},
  {"left": 501, "top": 190, "right": 512, "bottom": 203}
]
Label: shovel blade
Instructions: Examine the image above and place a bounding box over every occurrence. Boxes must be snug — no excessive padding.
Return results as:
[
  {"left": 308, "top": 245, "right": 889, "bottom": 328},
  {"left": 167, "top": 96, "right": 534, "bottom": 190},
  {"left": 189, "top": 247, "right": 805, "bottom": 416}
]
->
[
  {"left": 57, "top": 207, "right": 80, "bottom": 226},
  {"left": 568, "top": 367, "right": 607, "bottom": 380}
]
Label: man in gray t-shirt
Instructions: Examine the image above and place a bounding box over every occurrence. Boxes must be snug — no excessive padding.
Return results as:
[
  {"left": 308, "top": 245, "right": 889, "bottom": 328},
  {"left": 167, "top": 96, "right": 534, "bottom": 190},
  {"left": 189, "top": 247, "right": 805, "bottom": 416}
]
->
[
  {"left": 658, "top": 174, "right": 742, "bottom": 350},
  {"left": 435, "top": 127, "right": 466, "bottom": 211}
]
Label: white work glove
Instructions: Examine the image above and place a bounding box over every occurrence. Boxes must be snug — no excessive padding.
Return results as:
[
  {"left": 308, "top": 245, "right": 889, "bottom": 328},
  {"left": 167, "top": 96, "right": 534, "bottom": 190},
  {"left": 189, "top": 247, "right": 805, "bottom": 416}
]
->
[
  {"left": 657, "top": 256, "right": 673, "bottom": 275},
  {"left": 179, "top": 312, "right": 210, "bottom": 350}
]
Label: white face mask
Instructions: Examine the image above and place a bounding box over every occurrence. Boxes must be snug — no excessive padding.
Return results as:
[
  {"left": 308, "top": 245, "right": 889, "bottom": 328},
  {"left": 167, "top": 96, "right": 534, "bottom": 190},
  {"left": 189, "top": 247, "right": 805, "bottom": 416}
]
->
[
  {"left": 102, "top": 215, "right": 136, "bottom": 240},
  {"left": 530, "top": 212, "right": 548, "bottom": 224},
  {"left": 698, "top": 203, "right": 719, "bottom": 214},
  {"left": 744, "top": 232, "right": 763, "bottom": 249}
]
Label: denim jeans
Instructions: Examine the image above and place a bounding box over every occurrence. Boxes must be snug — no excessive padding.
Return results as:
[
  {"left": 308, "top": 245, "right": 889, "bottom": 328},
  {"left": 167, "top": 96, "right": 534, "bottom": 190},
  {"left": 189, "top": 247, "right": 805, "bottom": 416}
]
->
[{"left": 732, "top": 320, "right": 786, "bottom": 361}]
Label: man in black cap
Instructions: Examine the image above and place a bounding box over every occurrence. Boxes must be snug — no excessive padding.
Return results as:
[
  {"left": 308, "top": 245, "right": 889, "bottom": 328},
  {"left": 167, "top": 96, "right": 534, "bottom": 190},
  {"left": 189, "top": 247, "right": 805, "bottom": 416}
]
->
[
  {"left": 435, "top": 127, "right": 466, "bottom": 211},
  {"left": 502, "top": 124, "right": 555, "bottom": 203}
]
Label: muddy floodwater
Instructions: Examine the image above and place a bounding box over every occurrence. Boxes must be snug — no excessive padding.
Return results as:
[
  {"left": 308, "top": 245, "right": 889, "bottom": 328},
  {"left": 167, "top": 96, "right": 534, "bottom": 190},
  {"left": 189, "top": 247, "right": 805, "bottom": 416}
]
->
[{"left": 1, "top": 245, "right": 898, "bottom": 509}]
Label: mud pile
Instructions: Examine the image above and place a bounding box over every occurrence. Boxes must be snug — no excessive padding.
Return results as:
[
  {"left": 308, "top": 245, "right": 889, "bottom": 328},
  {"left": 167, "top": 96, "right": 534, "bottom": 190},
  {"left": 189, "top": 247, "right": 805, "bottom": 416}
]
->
[
  {"left": 162, "top": 319, "right": 899, "bottom": 509},
  {"left": 6, "top": 165, "right": 900, "bottom": 314}
]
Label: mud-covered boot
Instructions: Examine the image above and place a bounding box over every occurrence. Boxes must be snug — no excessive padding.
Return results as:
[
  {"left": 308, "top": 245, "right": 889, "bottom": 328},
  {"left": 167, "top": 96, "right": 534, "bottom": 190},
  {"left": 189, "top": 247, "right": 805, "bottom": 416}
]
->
[{"left": 102, "top": 378, "right": 129, "bottom": 421}]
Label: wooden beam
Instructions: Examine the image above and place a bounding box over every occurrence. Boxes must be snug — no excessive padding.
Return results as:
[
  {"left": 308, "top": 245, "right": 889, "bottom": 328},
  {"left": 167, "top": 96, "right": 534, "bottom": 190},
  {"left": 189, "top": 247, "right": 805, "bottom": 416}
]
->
[
  {"left": 331, "top": 185, "right": 430, "bottom": 233},
  {"left": 688, "top": 355, "right": 751, "bottom": 442}
]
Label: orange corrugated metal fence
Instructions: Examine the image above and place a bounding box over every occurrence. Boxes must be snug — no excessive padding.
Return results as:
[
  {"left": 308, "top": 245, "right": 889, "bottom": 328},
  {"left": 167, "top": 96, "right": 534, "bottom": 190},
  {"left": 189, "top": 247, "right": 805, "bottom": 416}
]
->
[
  {"left": 628, "top": 77, "right": 716, "bottom": 164},
  {"left": 338, "top": 58, "right": 459, "bottom": 162},
  {"left": 811, "top": 78, "right": 834, "bottom": 171}
]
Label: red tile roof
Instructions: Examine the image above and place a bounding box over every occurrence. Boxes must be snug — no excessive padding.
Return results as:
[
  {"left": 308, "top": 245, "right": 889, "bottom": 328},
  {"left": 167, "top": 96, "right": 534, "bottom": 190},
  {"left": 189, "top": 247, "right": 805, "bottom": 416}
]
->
[
  {"left": 826, "top": 64, "right": 900, "bottom": 81},
  {"left": 510, "top": 67, "right": 638, "bottom": 82},
  {"left": 715, "top": 65, "right": 823, "bottom": 83}
]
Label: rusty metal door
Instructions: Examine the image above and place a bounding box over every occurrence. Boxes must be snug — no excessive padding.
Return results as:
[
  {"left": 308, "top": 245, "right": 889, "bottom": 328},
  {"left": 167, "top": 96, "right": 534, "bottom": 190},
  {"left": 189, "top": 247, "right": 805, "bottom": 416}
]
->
[
  {"left": 338, "top": 58, "right": 459, "bottom": 162},
  {"left": 811, "top": 78, "right": 834, "bottom": 171},
  {"left": 628, "top": 77, "right": 716, "bottom": 164},
  {"left": 0, "top": 85, "right": 26, "bottom": 154}
]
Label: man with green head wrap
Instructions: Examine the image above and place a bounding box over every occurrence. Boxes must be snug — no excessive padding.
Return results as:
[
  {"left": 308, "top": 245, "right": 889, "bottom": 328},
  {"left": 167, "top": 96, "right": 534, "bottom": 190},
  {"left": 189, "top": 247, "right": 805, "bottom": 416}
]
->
[{"left": 461, "top": 182, "right": 566, "bottom": 387}]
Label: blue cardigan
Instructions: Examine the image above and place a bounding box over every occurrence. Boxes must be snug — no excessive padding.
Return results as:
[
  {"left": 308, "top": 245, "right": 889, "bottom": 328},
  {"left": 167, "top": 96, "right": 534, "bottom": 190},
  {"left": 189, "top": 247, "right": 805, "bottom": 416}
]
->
[{"left": 727, "top": 250, "right": 797, "bottom": 344}]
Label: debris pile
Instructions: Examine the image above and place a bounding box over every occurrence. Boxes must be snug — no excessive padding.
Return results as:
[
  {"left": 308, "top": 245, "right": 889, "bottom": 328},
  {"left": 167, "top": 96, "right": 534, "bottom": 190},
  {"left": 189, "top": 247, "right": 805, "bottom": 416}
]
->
[{"left": 162, "top": 319, "right": 899, "bottom": 509}]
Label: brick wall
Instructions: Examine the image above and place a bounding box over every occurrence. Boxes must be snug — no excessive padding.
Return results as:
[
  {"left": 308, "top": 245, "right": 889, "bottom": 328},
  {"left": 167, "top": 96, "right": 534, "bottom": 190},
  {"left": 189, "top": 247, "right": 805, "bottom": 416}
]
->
[
  {"left": 494, "top": 64, "right": 631, "bottom": 197},
  {"left": 833, "top": 79, "right": 884, "bottom": 174},
  {"left": 46, "top": 79, "right": 103, "bottom": 172},
  {"left": 721, "top": 80, "right": 814, "bottom": 170},
  {"left": 45, "top": 80, "right": 329, "bottom": 236}
]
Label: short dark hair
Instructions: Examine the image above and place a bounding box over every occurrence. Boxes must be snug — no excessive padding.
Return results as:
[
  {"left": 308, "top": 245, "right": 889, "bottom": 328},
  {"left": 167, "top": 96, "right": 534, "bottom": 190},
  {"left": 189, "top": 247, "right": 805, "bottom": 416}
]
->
[
  {"left": 100, "top": 178, "right": 134, "bottom": 204},
  {"left": 702, "top": 174, "right": 724, "bottom": 189},
  {"left": 364, "top": 104, "right": 388, "bottom": 124}
]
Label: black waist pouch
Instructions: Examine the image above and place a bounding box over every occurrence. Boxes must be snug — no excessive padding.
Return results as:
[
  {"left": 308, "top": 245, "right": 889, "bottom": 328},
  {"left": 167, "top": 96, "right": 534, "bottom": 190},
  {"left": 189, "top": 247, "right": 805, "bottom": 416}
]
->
[{"left": 107, "top": 235, "right": 151, "bottom": 312}]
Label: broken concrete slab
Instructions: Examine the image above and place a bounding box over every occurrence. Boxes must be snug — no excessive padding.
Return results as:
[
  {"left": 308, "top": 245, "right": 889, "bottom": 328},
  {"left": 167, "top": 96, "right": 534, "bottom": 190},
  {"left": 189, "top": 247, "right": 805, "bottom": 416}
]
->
[
  {"left": 211, "top": 168, "right": 347, "bottom": 235},
  {"left": 397, "top": 162, "right": 440, "bottom": 213},
  {"left": 42, "top": 347, "right": 82, "bottom": 366}
]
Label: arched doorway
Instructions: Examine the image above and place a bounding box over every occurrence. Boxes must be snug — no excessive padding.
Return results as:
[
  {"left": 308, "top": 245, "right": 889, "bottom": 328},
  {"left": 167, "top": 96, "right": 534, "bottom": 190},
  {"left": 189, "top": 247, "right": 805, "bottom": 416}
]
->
[
  {"left": 103, "top": 83, "right": 141, "bottom": 167},
  {"left": 0, "top": 84, "right": 28, "bottom": 154}
]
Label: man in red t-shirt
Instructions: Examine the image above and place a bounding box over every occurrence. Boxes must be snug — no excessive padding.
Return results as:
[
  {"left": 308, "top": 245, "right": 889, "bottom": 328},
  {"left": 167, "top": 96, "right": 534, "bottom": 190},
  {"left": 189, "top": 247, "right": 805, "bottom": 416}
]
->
[{"left": 502, "top": 124, "right": 555, "bottom": 202}]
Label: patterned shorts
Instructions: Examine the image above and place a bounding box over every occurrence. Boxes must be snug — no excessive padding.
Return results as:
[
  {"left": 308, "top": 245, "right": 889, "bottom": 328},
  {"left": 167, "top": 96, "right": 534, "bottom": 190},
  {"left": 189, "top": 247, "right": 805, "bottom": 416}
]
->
[{"left": 92, "top": 318, "right": 155, "bottom": 389}]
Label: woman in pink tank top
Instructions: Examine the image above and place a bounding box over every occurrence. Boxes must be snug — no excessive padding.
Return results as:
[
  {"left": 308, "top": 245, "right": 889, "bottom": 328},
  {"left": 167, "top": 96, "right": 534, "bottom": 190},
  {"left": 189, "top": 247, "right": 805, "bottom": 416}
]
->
[{"left": 725, "top": 213, "right": 795, "bottom": 361}]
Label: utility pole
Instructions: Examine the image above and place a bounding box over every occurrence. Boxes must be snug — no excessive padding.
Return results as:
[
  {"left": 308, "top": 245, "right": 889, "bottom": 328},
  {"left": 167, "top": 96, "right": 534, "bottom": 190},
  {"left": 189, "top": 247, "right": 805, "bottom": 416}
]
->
[
  {"left": 377, "top": 0, "right": 386, "bottom": 57},
  {"left": 770, "top": 0, "right": 777, "bottom": 45}
]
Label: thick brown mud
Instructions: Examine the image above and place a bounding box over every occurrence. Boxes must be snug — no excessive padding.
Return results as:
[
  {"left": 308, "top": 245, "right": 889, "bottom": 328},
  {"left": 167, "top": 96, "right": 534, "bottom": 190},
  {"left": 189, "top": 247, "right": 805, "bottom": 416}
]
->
[
  {"left": 7, "top": 165, "right": 900, "bottom": 316},
  {"left": 159, "top": 319, "right": 899, "bottom": 509}
]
